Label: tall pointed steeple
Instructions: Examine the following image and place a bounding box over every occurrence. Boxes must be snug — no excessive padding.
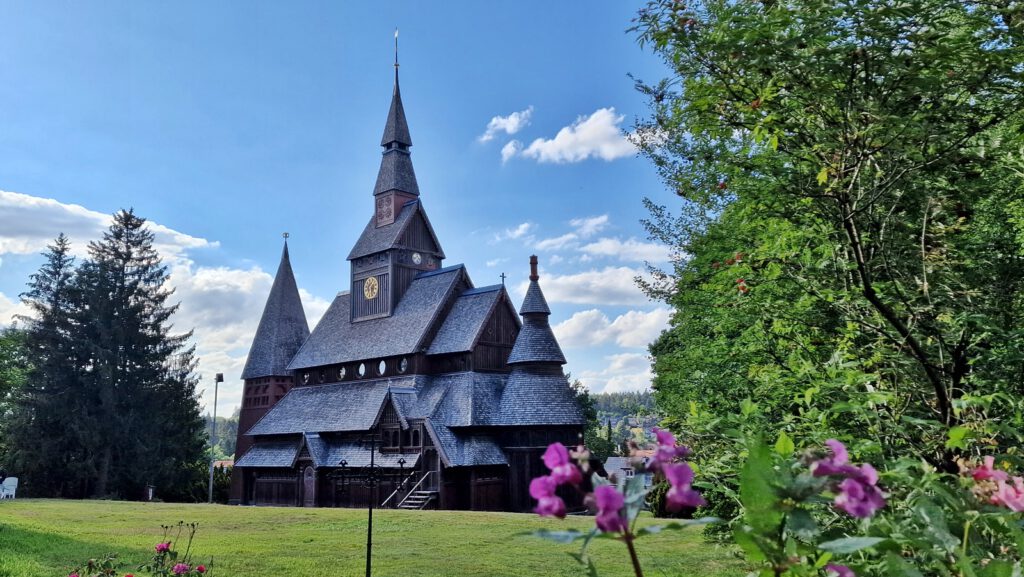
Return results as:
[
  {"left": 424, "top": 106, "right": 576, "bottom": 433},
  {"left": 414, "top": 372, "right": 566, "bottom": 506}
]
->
[
  {"left": 373, "top": 43, "right": 419, "bottom": 198},
  {"left": 241, "top": 239, "right": 311, "bottom": 380}
]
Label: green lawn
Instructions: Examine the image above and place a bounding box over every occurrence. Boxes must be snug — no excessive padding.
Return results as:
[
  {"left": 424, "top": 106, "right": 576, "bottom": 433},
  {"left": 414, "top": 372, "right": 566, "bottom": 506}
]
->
[{"left": 0, "top": 500, "right": 745, "bottom": 577}]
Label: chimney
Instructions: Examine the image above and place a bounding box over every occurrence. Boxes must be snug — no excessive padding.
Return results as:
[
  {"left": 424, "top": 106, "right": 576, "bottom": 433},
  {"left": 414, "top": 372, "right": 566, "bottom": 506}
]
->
[{"left": 529, "top": 255, "right": 539, "bottom": 282}]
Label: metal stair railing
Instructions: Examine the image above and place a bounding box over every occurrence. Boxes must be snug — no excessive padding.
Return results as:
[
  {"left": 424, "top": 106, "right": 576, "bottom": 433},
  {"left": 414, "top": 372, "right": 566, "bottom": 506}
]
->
[
  {"left": 380, "top": 470, "right": 420, "bottom": 509},
  {"left": 396, "top": 471, "right": 436, "bottom": 509}
]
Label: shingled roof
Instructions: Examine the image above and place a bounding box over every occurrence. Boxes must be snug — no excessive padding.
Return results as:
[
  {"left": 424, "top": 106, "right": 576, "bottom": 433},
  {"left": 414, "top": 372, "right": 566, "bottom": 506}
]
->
[
  {"left": 427, "top": 285, "right": 514, "bottom": 355},
  {"left": 347, "top": 200, "right": 444, "bottom": 261},
  {"left": 493, "top": 366, "right": 585, "bottom": 426},
  {"left": 508, "top": 258, "right": 565, "bottom": 365},
  {"left": 286, "top": 265, "right": 468, "bottom": 370},
  {"left": 381, "top": 70, "right": 412, "bottom": 147},
  {"left": 241, "top": 243, "right": 310, "bottom": 380}
]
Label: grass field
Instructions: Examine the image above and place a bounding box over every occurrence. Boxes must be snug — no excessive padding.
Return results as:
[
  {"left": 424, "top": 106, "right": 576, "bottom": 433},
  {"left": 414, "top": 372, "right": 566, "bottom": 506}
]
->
[{"left": 0, "top": 500, "right": 746, "bottom": 577}]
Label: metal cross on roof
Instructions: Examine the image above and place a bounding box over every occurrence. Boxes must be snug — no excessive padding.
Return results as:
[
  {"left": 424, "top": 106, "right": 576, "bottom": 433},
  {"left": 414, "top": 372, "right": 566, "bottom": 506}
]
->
[{"left": 500, "top": 272, "right": 506, "bottom": 286}]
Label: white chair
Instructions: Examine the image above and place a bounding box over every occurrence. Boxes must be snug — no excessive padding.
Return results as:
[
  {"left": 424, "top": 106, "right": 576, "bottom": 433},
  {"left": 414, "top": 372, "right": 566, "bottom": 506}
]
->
[{"left": 1, "top": 477, "right": 17, "bottom": 499}]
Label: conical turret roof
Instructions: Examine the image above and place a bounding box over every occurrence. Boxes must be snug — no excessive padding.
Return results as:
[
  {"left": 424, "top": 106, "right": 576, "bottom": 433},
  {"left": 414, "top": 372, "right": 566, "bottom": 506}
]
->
[
  {"left": 507, "top": 256, "right": 565, "bottom": 365},
  {"left": 241, "top": 242, "right": 310, "bottom": 379}
]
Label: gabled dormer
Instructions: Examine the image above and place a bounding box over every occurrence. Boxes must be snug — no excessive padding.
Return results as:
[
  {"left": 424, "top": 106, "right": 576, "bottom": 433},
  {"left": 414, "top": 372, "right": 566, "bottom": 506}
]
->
[{"left": 346, "top": 62, "right": 445, "bottom": 322}]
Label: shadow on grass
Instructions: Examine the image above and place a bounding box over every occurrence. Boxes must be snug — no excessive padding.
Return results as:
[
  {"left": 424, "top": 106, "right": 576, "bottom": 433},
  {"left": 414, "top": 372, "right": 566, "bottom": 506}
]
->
[{"left": 0, "top": 523, "right": 152, "bottom": 577}]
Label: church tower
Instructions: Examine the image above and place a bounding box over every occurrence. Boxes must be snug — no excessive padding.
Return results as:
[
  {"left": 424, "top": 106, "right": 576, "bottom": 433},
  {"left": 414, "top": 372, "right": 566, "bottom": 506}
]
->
[
  {"left": 347, "top": 61, "right": 444, "bottom": 322},
  {"left": 231, "top": 239, "right": 309, "bottom": 503}
]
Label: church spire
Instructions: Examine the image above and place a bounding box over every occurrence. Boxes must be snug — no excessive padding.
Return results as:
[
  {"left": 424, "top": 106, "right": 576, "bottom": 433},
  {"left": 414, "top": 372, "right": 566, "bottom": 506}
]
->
[
  {"left": 373, "top": 42, "right": 419, "bottom": 197},
  {"left": 241, "top": 238, "right": 311, "bottom": 380}
]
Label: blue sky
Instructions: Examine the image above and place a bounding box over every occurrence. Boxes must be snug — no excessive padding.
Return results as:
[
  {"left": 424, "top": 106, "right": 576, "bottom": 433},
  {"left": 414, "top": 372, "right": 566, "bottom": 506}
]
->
[{"left": 0, "top": 1, "right": 678, "bottom": 416}]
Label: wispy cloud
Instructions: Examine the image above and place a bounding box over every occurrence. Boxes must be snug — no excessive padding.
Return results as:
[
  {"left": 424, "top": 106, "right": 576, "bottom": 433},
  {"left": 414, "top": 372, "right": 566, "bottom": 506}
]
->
[
  {"left": 516, "top": 108, "right": 636, "bottom": 164},
  {"left": 580, "top": 237, "right": 671, "bottom": 263},
  {"left": 479, "top": 106, "right": 534, "bottom": 143},
  {"left": 569, "top": 215, "right": 610, "bottom": 238},
  {"left": 492, "top": 222, "right": 535, "bottom": 244},
  {"left": 501, "top": 140, "right": 522, "bottom": 164},
  {"left": 521, "top": 266, "right": 653, "bottom": 307}
]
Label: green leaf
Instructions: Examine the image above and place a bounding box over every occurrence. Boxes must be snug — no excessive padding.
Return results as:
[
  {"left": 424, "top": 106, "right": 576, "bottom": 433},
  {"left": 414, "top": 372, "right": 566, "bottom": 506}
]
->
[
  {"left": 979, "top": 560, "right": 1017, "bottom": 577},
  {"left": 774, "top": 431, "right": 795, "bottom": 456},
  {"left": 818, "top": 536, "right": 887, "bottom": 554},
  {"left": 740, "top": 436, "right": 782, "bottom": 534},
  {"left": 634, "top": 517, "right": 720, "bottom": 537},
  {"left": 945, "top": 425, "right": 972, "bottom": 450},
  {"left": 816, "top": 166, "right": 829, "bottom": 185},
  {"left": 885, "top": 552, "right": 925, "bottom": 577},
  {"left": 786, "top": 508, "right": 818, "bottom": 541},
  {"left": 527, "top": 529, "right": 589, "bottom": 544}
]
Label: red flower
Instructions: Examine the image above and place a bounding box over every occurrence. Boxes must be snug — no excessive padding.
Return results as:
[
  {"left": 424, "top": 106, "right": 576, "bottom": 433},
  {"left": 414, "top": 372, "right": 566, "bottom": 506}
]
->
[
  {"left": 725, "top": 258, "right": 735, "bottom": 265},
  {"left": 196, "top": 566, "right": 207, "bottom": 574},
  {"left": 717, "top": 181, "right": 727, "bottom": 190},
  {"left": 735, "top": 278, "right": 745, "bottom": 284}
]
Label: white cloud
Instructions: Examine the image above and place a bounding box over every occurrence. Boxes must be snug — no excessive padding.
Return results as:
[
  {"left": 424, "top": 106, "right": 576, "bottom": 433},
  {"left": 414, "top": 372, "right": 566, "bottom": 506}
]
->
[
  {"left": 518, "top": 108, "right": 637, "bottom": 164},
  {"left": 0, "top": 190, "right": 216, "bottom": 258},
  {"left": 580, "top": 237, "right": 672, "bottom": 263},
  {"left": 0, "top": 292, "right": 32, "bottom": 328},
  {"left": 479, "top": 106, "right": 534, "bottom": 143},
  {"left": 521, "top": 266, "right": 652, "bottom": 306},
  {"left": 485, "top": 258, "right": 508, "bottom": 268},
  {"left": 0, "top": 189, "right": 328, "bottom": 417},
  {"left": 554, "top": 308, "right": 671, "bottom": 349},
  {"left": 501, "top": 140, "right": 522, "bottom": 164},
  {"left": 533, "top": 233, "right": 578, "bottom": 251},
  {"left": 569, "top": 215, "right": 609, "bottom": 238},
  {"left": 577, "top": 352, "right": 653, "bottom": 393},
  {"left": 493, "top": 222, "right": 535, "bottom": 243},
  {"left": 548, "top": 254, "right": 564, "bottom": 264}
]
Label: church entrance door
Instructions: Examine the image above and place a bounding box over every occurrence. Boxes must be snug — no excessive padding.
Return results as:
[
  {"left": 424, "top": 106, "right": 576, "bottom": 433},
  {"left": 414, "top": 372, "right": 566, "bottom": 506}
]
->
[{"left": 303, "top": 466, "right": 316, "bottom": 507}]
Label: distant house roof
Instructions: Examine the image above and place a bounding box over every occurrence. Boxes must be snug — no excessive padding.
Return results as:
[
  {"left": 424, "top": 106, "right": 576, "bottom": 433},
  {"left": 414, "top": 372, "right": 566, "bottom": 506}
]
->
[
  {"left": 286, "top": 266, "right": 466, "bottom": 370},
  {"left": 241, "top": 243, "right": 310, "bottom": 379},
  {"left": 347, "top": 200, "right": 444, "bottom": 261},
  {"left": 427, "top": 285, "right": 513, "bottom": 355}
]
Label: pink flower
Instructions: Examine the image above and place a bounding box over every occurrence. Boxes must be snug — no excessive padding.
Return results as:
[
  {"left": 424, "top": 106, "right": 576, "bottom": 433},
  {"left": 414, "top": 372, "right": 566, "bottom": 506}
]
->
[
  {"left": 155, "top": 542, "right": 171, "bottom": 553},
  {"left": 650, "top": 427, "right": 690, "bottom": 470},
  {"left": 69, "top": 574, "right": 79, "bottom": 577},
  {"left": 993, "top": 476, "right": 1024, "bottom": 512},
  {"left": 973, "top": 456, "right": 1009, "bottom": 482},
  {"left": 594, "top": 485, "right": 627, "bottom": 533},
  {"left": 811, "top": 440, "right": 860, "bottom": 478},
  {"left": 664, "top": 462, "right": 706, "bottom": 510},
  {"left": 530, "top": 475, "right": 566, "bottom": 518},
  {"left": 542, "top": 442, "right": 582, "bottom": 486},
  {"left": 172, "top": 563, "right": 190, "bottom": 575},
  {"left": 834, "top": 466, "right": 885, "bottom": 519},
  {"left": 826, "top": 564, "right": 855, "bottom": 577}
]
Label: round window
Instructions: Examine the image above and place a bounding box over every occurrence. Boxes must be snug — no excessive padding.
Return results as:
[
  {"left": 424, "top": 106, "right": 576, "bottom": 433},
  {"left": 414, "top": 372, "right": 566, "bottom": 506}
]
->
[
  {"left": 358, "top": 363, "right": 366, "bottom": 378},
  {"left": 338, "top": 366, "right": 346, "bottom": 380},
  {"left": 399, "top": 357, "right": 408, "bottom": 374},
  {"left": 378, "top": 360, "right": 386, "bottom": 375}
]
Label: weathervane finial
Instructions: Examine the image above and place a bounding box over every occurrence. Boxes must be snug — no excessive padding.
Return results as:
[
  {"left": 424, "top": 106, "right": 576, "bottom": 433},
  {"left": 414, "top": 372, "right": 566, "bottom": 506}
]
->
[
  {"left": 282, "top": 232, "right": 290, "bottom": 241},
  {"left": 394, "top": 28, "right": 399, "bottom": 70}
]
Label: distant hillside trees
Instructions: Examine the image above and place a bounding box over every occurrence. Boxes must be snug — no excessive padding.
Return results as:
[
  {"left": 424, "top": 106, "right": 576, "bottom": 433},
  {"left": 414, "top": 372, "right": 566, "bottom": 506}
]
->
[{"left": 2, "top": 211, "right": 206, "bottom": 500}]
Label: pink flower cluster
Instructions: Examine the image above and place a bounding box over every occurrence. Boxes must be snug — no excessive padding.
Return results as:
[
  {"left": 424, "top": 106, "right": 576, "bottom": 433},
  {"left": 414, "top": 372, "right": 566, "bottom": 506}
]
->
[
  {"left": 173, "top": 563, "right": 190, "bottom": 575},
  {"left": 652, "top": 428, "right": 705, "bottom": 511},
  {"left": 972, "top": 456, "right": 1024, "bottom": 512},
  {"left": 826, "top": 563, "right": 855, "bottom": 577},
  {"left": 811, "top": 439, "right": 885, "bottom": 518},
  {"left": 155, "top": 541, "right": 171, "bottom": 553},
  {"left": 530, "top": 442, "right": 581, "bottom": 518}
]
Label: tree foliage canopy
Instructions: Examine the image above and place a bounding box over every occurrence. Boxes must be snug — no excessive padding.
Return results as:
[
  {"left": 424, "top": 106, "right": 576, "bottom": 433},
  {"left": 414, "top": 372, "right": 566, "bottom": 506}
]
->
[
  {"left": 632, "top": 0, "right": 1024, "bottom": 474},
  {"left": 2, "top": 211, "right": 207, "bottom": 500}
]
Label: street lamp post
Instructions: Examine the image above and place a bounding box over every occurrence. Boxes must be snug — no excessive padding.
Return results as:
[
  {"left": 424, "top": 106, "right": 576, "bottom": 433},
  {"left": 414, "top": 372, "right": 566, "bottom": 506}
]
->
[{"left": 207, "top": 372, "right": 224, "bottom": 504}]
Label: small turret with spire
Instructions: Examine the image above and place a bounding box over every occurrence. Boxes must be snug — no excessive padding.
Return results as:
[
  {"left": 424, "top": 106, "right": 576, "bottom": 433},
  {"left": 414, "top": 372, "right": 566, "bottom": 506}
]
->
[{"left": 507, "top": 255, "right": 566, "bottom": 366}]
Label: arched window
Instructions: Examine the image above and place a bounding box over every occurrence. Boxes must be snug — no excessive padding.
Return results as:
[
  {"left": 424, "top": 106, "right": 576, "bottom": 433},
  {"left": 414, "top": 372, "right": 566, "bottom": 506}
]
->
[
  {"left": 391, "top": 430, "right": 400, "bottom": 447},
  {"left": 411, "top": 429, "right": 420, "bottom": 447},
  {"left": 377, "top": 360, "right": 386, "bottom": 376}
]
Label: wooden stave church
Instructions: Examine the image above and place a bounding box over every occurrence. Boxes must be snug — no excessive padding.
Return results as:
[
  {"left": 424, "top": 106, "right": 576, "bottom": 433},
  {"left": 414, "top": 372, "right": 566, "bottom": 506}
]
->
[{"left": 229, "top": 65, "right": 585, "bottom": 512}]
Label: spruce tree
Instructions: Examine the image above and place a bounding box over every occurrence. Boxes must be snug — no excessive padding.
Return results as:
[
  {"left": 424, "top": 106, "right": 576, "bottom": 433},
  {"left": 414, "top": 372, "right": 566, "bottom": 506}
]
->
[{"left": 74, "top": 209, "right": 205, "bottom": 499}]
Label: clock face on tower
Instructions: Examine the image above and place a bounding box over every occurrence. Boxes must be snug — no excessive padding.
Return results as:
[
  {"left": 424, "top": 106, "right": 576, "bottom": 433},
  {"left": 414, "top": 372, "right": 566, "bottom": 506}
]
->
[{"left": 363, "top": 276, "right": 379, "bottom": 300}]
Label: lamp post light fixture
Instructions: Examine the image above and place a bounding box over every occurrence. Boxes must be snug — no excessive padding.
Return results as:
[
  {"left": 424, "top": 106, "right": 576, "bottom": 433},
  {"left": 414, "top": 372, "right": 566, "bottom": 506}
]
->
[{"left": 207, "top": 372, "right": 224, "bottom": 504}]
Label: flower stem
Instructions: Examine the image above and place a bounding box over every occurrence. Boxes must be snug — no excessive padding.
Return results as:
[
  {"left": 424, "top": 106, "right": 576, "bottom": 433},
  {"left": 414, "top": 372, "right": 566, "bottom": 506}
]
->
[{"left": 623, "top": 533, "right": 645, "bottom": 577}]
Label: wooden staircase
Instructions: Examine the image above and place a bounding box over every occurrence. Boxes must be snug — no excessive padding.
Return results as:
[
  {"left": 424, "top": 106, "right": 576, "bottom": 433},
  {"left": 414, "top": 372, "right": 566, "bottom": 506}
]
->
[{"left": 398, "top": 490, "right": 437, "bottom": 510}]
